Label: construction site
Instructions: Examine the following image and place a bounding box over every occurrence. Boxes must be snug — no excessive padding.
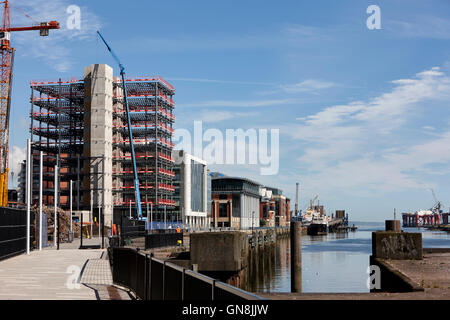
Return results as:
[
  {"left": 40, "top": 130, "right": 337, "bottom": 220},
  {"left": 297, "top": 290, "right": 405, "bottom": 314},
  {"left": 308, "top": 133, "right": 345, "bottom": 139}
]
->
[{"left": 29, "top": 64, "right": 176, "bottom": 227}]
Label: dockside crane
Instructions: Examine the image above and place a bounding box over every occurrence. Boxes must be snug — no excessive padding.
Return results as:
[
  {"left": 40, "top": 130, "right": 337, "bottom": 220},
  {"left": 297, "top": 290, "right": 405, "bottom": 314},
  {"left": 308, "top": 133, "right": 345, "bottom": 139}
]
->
[
  {"left": 0, "top": 0, "right": 59, "bottom": 206},
  {"left": 97, "top": 31, "right": 143, "bottom": 219},
  {"left": 430, "top": 188, "right": 443, "bottom": 214},
  {"left": 309, "top": 194, "right": 318, "bottom": 210},
  {"left": 302, "top": 194, "right": 319, "bottom": 212}
]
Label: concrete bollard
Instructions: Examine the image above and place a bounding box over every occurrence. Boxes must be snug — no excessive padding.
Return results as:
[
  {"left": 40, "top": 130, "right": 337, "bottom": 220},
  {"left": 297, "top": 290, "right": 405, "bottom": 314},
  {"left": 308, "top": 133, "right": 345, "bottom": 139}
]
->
[
  {"left": 385, "top": 220, "right": 401, "bottom": 232},
  {"left": 290, "top": 221, "right": 302, "bottom": 293}
]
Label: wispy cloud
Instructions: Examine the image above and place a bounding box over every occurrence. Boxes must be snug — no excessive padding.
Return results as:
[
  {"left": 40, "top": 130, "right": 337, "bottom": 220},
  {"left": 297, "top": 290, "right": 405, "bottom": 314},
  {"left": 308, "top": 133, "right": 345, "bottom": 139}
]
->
[
  {"left": 11, "top": 0, "right": 102, "bottom": 72},
  {"left": 294, "top": 67, "right": 450, "bottom": 137},
  {"left": 281, "top": 79, "right": 335, "bottom": 93},
  {"left": 387, "top": 15, "right": 450, "bottom": 40},
  {"left": 283, "top": 66, "right": 450, "bottom": 197},
  {"left": 178, "top": 98, "right": 299, "bottom": 108},
  {"left": 257, "top": 79, "right": 336, "bottom": 96},
  {"left": 130, "top": 33, "right": 282, "bottom": 53},
  {"left": 196, "top": 110, "right": 260, "bottom": 123},
  {"left": 166, "top": 77, "right": 277, "bottom": 86},
  {"left": 130, "top": 23, "right": 330, "bottom": 54},
  {"left": 284, "top": 24, "right": 332, "bottom": 42}
]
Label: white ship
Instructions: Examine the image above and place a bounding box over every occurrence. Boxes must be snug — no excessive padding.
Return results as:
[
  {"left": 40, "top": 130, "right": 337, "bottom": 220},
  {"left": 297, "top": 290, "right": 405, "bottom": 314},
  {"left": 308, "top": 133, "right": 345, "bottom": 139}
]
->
[{"left": 303, "top": 195, "right": 329, "bottom": 235}]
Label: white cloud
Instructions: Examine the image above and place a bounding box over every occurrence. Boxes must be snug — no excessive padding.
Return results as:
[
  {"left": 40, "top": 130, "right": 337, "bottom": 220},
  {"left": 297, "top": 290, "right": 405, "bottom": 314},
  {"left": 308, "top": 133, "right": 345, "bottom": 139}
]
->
[
  {"left": 11, "top": 0, "right": 102, "bottom": 72},
  {"left": 294, "top": 66, "right": 450, "bottom": 136},
  {"left": 283, "top": 67, "right": 450, "bottom": 197}
]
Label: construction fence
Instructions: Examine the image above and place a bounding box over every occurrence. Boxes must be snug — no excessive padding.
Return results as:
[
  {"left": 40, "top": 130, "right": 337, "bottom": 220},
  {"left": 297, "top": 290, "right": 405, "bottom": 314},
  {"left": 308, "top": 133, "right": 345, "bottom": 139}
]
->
[{"left": 0, "top": 207, "right": 35, "bottom": 260}]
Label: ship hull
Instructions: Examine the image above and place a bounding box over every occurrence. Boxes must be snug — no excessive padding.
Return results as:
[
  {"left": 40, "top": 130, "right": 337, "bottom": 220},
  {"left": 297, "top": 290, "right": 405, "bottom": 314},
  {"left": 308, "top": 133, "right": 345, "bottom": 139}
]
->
[{"left": 307, "top": 223, "right": 328, "bottom": 236}]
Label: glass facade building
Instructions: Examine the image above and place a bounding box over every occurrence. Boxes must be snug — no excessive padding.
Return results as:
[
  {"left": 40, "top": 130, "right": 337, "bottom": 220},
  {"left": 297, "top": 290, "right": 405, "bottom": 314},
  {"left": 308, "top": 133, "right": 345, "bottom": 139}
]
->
[{"left": 190, "top": 160, "right": 204, "bottom": 213}]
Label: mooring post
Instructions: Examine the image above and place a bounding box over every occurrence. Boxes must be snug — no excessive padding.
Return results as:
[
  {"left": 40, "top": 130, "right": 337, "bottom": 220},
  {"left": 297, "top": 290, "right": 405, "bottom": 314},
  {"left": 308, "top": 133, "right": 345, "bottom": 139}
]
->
[
  {"left": 290, "top": 221, "right": 302, "bottom": 293},
  {"left": 385, "top": 220, "right": 401, "bottom": 232}
]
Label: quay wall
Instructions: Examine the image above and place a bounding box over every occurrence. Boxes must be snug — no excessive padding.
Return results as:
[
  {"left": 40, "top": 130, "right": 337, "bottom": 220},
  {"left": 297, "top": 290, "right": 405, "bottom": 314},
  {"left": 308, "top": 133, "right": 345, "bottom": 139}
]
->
[{"left": 188, "top": 227, "right": 290, "bottom": 291}]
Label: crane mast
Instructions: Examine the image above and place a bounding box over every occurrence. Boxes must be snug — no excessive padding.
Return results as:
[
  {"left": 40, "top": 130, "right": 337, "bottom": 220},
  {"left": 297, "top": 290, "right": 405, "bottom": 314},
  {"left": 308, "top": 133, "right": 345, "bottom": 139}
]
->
[
  {"left": 0, "top": 0, "right": 59, "bottom": 206},
  {"left": 0, "top": 0, "right": 13, "bottom": 206}
]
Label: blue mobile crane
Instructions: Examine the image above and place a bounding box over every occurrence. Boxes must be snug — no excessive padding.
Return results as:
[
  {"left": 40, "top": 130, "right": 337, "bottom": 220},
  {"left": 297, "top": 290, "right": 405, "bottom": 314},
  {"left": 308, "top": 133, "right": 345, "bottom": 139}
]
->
[{"left": 97, "top": 31, "right": 143, "bottom": 219}]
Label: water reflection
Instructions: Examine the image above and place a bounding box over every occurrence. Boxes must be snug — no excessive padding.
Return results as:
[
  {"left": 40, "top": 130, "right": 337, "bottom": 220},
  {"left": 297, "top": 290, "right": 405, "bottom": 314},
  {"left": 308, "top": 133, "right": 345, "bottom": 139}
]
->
[{"left": 248, "top": 222, "right": 450, "bottom": 293}]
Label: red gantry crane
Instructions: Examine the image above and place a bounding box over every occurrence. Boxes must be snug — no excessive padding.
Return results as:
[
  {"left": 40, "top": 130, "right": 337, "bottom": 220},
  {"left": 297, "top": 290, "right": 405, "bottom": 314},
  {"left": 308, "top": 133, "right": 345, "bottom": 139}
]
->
[{"left": 0, "top": 0, "right": 59, "bottom": 206}]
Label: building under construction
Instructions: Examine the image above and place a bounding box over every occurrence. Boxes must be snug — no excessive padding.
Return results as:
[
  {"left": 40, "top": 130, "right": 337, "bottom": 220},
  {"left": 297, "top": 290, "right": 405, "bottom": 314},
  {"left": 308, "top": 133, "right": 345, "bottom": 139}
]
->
[{"left": 29, "top": 64, "right": 175, "bottom": 226}]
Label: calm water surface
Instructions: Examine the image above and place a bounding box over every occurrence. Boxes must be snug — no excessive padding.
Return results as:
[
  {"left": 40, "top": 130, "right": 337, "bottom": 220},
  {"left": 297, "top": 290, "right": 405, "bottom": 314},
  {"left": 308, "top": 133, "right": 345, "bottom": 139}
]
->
[{"left": 253, "top": 221, "right": 450, "bottom": 293}]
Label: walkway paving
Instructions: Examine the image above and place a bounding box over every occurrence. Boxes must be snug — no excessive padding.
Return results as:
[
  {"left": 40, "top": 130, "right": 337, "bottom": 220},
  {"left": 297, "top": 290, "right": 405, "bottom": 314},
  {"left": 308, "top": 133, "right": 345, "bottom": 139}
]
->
[{"left": 0, "top": 239, "right": 131, "bottom": 300}]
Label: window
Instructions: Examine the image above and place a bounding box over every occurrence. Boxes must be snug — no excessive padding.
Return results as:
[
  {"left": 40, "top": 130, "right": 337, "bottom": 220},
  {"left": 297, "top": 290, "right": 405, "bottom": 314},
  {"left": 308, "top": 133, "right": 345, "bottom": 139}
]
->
[
  {"left": 190, "top": 160, "right": 204, "bottom": 212},
  {"left": 219, "top": 203, "right": 228, "bottom": 218}
]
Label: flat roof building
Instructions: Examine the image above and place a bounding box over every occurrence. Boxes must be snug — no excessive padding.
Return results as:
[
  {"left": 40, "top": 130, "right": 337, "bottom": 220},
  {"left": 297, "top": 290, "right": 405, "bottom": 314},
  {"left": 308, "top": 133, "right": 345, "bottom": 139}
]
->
[
  {"left": 173, "top": 150, "right": 208, "bottom": 229},
  {"left": 211, "top": 177, "right": 260, "bottom": 230}
]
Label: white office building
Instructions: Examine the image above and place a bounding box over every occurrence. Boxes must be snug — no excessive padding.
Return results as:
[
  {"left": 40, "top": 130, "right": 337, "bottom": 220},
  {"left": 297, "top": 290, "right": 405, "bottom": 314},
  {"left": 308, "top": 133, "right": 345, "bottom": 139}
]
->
[{"left": 173, "top": 150, "right": 209, "bottom": 229}]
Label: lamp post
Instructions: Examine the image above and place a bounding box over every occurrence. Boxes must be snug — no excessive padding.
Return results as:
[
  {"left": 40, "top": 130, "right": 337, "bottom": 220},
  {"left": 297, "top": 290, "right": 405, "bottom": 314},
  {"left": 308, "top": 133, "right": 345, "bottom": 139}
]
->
[
  {"left": 26, "top": 139, "right": 31, "bottom": 254},
  {"left": 39, "top": 151, "right": 43, "bottom": 250},
  {"left": 146, "top": 202, "right": 149, "bottom": 231},
  {"left": 54, "top": 164, "right": 58, "bottom": 247}
]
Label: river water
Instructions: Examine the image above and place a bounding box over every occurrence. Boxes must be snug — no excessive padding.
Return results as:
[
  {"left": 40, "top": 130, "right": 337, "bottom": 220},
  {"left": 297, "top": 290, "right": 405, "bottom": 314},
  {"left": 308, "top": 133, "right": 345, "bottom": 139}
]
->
[{"left": 252, "top": 221, "right": 450, "bottom": 293}]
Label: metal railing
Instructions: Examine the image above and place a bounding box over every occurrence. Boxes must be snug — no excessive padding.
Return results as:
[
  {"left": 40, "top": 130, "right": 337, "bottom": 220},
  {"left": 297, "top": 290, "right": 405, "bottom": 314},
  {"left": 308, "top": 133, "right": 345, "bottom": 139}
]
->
[{"left": 110, "top": 247, "right": 264, "bottom": 300}]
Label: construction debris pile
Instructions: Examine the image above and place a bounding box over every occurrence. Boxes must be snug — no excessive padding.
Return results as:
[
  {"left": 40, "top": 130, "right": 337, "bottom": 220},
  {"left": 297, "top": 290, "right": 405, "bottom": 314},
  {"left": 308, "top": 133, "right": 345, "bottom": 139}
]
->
[{"left": 31, "top": 205, "right": 80, "bottom": 243}]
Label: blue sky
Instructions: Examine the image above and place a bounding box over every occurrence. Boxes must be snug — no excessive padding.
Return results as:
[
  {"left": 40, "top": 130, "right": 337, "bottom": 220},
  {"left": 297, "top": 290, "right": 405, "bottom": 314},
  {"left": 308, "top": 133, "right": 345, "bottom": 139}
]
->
[{"left": 6, "top": 0, "right": 450, "bottom": 221}]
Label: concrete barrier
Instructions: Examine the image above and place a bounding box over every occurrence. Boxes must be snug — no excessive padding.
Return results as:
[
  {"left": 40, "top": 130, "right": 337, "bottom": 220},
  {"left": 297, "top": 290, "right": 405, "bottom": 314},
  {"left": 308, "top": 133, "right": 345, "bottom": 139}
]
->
[
  {"left": 369, "top": 256, "right": 424, "bottom": 292},
  {"left": 190, "top": 232, "right": 248, "bottom": 272},
  {"left": 372, "top": 231, "right": 422, "bottom": 260}
]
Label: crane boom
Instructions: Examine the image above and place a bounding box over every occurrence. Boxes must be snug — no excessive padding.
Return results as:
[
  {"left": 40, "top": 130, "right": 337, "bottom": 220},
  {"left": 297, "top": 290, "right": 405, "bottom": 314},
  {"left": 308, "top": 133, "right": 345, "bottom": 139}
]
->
[
  {"left": 7, "top": 20, "right": 59, "bottom": 32},
  {"left": 430, "top": 188, "right": 438, "bottom": 204},
  {"left": 97, "top": 30, "right": 143, "bottom": 219}
]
